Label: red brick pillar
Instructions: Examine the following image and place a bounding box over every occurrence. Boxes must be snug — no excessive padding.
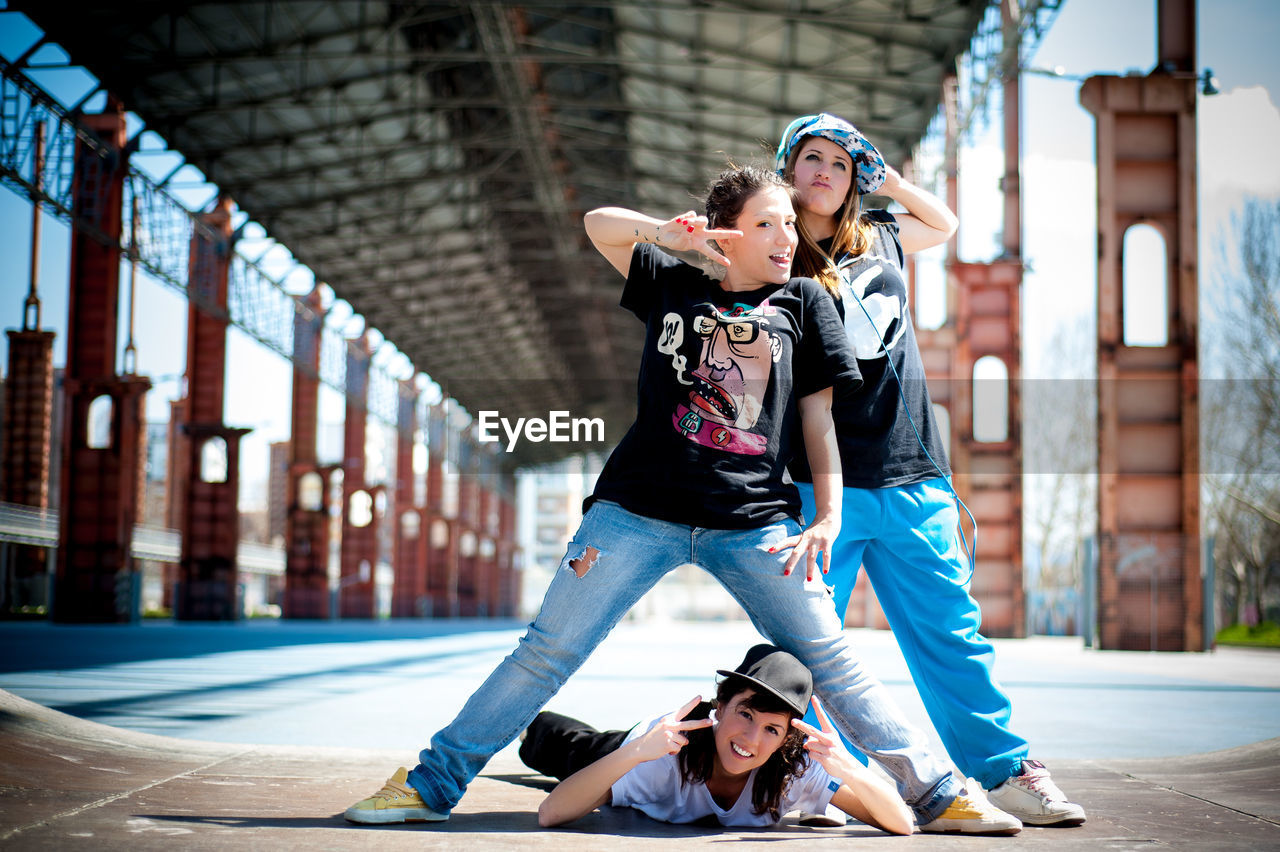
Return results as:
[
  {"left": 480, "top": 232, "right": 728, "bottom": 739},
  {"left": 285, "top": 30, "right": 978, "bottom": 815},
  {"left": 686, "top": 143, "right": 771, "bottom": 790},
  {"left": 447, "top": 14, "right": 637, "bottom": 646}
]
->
[
  {"left": 283, "top": 288, "right": 329, "bottom": 618},
  {"left": 494, "top": 472, "right": 517, "bottom": 616},
  {"left": 2, "top": 326, "right": 56, "bottom": 614},
  {"left": 391, "top": 379, "right": 426, "bottom": 617},
  {"left": 338, "top": 333, "right": 378, "bottom": 618},
  {"left": 455, "top": 436, "right": 479, "bottom": 617},
  {"left": 424, "top": 403, "right": 457, "bottom": 617},
  {"left": 1080, "top": 0, "right": 1201, "bottom": 650},
  {"left": 476, "top": 452, "right": 498, "bottom": 617},
  {"left": 54, "top": 99, "right": 152, "bottom": 623},
  {"left": 175, "top": 197, "right": 250, "bottom": 620},
  {"left": 948, "top": 259, "right": 1025, "bottom": 637}
]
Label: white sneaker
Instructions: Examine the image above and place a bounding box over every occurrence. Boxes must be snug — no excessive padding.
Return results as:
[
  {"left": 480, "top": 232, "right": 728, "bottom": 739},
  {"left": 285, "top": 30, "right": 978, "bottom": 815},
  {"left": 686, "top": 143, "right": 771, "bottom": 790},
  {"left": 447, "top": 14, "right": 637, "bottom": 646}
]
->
[
  {"left": 987, "top": 759, "right": 1086, "bottom": 826},
  {"left": 919, "top": 786, "right": 1021, "bottom": 835}
]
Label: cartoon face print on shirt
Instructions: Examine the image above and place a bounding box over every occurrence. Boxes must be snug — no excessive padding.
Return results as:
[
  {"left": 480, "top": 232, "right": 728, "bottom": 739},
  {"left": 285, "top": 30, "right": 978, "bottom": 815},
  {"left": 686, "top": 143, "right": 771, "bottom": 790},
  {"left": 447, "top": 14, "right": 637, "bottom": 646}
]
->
[{"left": 673, "top": 301, "right": 782, "bottom": 455}]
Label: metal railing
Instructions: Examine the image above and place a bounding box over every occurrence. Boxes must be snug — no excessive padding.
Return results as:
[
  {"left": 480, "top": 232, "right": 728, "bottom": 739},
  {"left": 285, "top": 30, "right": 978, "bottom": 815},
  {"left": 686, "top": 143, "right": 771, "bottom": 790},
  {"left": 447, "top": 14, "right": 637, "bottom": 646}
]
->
[{"left": 0, "top": 501, "right": 283, "bottom": 576}]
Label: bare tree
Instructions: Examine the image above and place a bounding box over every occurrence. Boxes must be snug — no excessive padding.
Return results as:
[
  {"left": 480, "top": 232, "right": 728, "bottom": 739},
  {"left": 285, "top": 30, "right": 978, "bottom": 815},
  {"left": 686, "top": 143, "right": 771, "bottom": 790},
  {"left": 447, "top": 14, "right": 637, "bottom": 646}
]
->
[
  {"left": 1022, "top": 315, "right": 1096, "bottom": 633},
  {"left": 1202, "top": 197, "right": 1280, "bottom": 628}
]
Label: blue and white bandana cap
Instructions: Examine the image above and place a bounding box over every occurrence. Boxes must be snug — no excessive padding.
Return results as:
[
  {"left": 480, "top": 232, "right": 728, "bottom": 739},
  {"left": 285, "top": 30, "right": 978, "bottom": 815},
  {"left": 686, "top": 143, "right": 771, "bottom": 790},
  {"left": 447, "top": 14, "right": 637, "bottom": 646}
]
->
[{"left": 775, "top": 112, "right": 886, "bottom": 194}]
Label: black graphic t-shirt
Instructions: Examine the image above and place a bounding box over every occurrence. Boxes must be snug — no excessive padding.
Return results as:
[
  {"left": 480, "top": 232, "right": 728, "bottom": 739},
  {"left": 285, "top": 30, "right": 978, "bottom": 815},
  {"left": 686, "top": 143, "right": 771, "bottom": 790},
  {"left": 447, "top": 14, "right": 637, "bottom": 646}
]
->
[
  {"left": 589, "top": 242, "right": 861, "bottom": 530},
  {"left": 789, "top": 209, "right": 952, "bottom": 489}
]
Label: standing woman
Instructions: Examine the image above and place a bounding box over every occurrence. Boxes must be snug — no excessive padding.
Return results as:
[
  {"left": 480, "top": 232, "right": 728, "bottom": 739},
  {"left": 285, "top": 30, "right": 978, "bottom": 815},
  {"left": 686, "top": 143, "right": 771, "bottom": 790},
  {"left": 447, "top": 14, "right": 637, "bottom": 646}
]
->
[
  {"left": 776, "top": 113, "right": 1086, "bottom": 827},
  {"left": 345, "top": 164, "right": 1014, "bottom": 834}
]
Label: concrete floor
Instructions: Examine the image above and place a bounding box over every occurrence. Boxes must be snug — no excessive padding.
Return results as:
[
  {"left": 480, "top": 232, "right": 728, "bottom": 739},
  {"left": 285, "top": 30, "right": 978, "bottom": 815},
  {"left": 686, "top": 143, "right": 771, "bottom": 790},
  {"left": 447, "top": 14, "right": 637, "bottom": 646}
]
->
[{"left": 0, "top": 619, "right": 1278, "bottom": 849}]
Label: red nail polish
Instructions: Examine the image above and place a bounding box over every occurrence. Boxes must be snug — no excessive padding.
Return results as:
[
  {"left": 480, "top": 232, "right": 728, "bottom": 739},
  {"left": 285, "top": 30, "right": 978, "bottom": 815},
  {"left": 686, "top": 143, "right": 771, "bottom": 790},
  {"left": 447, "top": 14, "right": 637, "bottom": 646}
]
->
[{"left": 687, "top": 226, "right": 694, "bottom": 232}]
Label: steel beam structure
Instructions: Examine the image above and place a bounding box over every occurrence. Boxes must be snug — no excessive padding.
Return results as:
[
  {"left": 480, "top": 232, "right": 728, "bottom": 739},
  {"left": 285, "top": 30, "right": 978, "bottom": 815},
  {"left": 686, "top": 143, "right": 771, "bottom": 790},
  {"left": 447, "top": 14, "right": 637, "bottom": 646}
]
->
[{"left": 1080, "top": 0, "right": 1201, "bottom": 651}]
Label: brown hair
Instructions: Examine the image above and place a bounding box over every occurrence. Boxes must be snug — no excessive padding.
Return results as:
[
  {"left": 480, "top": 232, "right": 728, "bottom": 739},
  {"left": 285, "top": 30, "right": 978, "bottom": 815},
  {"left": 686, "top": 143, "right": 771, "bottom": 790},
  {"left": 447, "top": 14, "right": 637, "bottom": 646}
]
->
[
  {"left": 676, "top": 676, "right": 810, "bottom": 821},
  {"left": 703, "top": 163, "right": 796, "bottom": 233},
  {"left": 783, "top": 141, "right": 877, "bottom": 297}
]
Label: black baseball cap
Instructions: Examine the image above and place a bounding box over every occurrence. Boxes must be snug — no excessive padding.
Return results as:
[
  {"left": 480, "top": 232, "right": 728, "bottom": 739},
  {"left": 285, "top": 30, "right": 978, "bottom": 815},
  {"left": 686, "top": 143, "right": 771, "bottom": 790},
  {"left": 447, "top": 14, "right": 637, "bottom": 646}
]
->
[{"left": 716, "top": 644, "right": 813, "bottom": 717}]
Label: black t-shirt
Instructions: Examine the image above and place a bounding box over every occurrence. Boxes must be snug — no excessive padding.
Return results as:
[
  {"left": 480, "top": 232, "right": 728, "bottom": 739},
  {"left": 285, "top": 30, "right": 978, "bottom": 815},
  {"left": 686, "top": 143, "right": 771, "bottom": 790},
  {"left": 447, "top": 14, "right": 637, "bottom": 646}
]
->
[
  {"left": 789, "top": 210, "right": 952, "bottom": 489},
  {"left": 589, "top": 243, "right": 861, "bottom": 529}
]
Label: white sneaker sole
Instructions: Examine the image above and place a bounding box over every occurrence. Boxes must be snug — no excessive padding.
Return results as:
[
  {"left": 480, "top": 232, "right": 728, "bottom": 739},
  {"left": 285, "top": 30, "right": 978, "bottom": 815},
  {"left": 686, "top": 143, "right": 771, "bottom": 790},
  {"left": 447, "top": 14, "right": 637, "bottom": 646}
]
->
[
  {"left": 1010, "top": 808, "right": 1086, "bottom": 826},
  {"left": 344, "top": 806, "right": 449, "bottom": 824},
  {"left": 920, "top": 821, "right": 1022, "bottom": 836}
]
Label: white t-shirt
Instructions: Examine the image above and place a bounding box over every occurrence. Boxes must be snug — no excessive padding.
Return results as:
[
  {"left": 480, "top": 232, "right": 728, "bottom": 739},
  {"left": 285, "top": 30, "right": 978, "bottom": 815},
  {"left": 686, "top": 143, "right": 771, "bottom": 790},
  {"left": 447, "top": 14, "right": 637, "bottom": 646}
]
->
[{"left": 609, "top": 715, "right": 841, "bottom": 826}]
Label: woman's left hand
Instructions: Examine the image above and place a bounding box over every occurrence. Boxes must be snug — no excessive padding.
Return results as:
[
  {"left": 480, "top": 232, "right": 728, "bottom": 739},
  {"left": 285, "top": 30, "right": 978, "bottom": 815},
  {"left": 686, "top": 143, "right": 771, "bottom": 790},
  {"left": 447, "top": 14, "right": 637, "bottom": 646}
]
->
[
  {"left": 791, "top": 696, "right": 859, "bottom": 778},
  {"left": 879, "top": 164, "right": 903, "bottom": 195},
  {"left": 769, "top": 514, "right": 839, "bottom": 581}
]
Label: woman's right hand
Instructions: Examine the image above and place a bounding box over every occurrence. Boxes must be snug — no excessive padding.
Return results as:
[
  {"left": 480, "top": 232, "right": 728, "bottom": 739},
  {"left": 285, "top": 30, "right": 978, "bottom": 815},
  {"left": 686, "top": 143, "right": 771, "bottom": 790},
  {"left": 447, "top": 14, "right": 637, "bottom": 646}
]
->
[
  {"left": 630, "top": 695, "right": 713, "bottom": 762},
  {"left": 657, "top": 211, "right": 741, "bottom": 266}
]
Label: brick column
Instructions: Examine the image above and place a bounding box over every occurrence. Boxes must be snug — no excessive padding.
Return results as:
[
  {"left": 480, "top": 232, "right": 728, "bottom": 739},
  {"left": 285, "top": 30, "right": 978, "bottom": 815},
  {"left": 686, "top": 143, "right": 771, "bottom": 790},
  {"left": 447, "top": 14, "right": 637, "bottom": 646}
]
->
[
  {"left": 283, "top": 287, "right": 329, "bottom": 618},
  {"left": 54, "top": 99, "right": 152, "bottom": 623},
  {"left": 391, "top": 379, "right": 426, "bottom": 617},
  {"left": 175, "top": 197, "right": 250, "bottom": 620},
  {"left": 338, "top": 333, "right": 378, "bottom": 618}
]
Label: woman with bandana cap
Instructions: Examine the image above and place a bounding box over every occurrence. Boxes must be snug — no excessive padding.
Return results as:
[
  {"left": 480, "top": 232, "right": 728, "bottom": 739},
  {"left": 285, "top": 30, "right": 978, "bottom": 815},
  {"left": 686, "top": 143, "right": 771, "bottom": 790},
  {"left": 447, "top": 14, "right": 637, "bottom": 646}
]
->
[{"left": 776, "top": 112, "right": 1087, "bottom": 828}]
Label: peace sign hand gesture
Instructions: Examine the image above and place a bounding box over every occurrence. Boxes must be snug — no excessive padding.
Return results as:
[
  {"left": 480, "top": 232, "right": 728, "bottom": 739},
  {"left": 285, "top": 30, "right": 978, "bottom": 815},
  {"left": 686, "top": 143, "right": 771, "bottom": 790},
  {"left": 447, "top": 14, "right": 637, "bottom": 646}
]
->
[
  {"left": 631, "top": 695, "right": 713, "bottom": 763},
  {"left": 790, "top": 695, "right": 862, "bottom": 779},
  {"left": 656, "top": 211, "right": 742, "bottom": 267},
  {"left": 790, "top": 696, "right": 916, "bottom": 836}
]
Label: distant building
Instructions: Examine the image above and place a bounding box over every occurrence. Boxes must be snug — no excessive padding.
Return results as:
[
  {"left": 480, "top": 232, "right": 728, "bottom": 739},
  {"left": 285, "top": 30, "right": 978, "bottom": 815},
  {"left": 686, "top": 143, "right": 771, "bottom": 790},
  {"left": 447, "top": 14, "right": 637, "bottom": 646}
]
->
[
  {"left": 267, "top": 440, "right": 289, "bottom": 546},
  {"left": 517, "top": 453, "right": 603, "bottom": 617},
  {"left": 142, "top": 421, "right": 169, "bottom": 527}
]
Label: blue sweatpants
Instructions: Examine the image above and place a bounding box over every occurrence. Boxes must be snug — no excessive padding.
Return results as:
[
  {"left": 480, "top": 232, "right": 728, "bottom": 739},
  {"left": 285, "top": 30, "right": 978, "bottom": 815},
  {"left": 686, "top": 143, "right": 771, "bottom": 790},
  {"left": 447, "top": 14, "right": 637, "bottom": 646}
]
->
[{"left": 797, "top": 478, "right": 1028, "bottom": 789}]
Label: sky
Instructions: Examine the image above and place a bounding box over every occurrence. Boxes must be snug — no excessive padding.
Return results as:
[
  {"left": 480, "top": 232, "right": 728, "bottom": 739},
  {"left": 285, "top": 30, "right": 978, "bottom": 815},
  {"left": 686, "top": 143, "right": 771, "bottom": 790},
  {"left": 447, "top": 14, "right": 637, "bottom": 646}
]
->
[{"left": 0, "top": 0, "right": 1278, "bottom": 510}]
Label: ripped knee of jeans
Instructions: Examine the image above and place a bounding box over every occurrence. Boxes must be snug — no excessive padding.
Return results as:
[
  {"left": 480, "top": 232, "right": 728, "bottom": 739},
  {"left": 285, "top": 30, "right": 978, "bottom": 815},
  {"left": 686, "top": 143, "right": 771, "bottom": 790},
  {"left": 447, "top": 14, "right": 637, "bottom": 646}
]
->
[{"left": 567, "top": 545, "right": 600, "bottom": 578}]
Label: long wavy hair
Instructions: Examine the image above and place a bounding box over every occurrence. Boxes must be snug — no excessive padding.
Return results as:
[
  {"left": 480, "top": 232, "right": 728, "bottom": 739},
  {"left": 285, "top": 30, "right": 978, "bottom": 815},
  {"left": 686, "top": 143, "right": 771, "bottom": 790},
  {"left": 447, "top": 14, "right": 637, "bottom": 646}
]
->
[
  {"left": 782, "top": 141, "right": 877, "bottom": 298},
  {"left": 676, "top": 677, "right": 810, "bottom": 821}
]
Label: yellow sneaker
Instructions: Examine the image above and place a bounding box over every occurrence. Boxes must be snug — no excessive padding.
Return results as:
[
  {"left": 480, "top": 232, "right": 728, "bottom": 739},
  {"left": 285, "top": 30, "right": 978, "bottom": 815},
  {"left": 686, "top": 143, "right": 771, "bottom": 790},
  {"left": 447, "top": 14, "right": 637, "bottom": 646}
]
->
[
  {"left": 344, "top": 767, "right": 449, "bottom": 824},
  {"left": 919, "top": 788, "right": 1021, "bottom": 835}
]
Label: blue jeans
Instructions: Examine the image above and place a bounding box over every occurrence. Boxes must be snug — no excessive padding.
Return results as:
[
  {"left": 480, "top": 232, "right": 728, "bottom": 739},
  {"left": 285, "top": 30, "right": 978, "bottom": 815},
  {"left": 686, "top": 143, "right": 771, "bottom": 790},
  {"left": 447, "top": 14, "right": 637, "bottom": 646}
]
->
[
  {"left": 798, "top": 479, "right": 1030, "bottom": 789},
  {"left": 407, "top": 500, "right": 959, "bottom": 821}
]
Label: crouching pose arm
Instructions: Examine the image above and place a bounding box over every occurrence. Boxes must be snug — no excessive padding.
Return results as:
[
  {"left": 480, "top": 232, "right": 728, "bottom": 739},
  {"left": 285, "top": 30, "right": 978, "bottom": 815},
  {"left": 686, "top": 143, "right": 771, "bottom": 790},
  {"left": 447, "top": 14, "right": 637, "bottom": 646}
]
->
[{"left": 793, "top": 696, "right": 915, "bottom": 835}]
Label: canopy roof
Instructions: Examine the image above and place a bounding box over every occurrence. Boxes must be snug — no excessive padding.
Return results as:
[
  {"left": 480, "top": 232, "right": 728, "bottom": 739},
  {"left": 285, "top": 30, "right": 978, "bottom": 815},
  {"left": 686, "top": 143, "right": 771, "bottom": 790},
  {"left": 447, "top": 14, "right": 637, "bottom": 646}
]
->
[{"left": 15, "top": 0, "right": 990, "bottom": 464}]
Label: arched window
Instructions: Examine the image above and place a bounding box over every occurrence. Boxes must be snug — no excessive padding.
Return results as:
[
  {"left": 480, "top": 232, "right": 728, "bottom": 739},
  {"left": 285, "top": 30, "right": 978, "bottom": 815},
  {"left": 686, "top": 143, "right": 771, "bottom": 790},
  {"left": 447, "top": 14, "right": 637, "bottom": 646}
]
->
[
  {"left": 348, "top": 490, "right": 374, "bottom": 528},
  {"left": 200, "top": 436, "right": 228, "bottom": 483},
  {"left": 914, "top": 247, "right": 948, "bottom": 331},
  {"left": 299, "top": 471, "right": 325, "bottom": 512},
  {"left": 972, "top": 356, "right": 1009, "bottom": 443},
  {"left": 400, "top": 510, "right": 421, "bottom": 539},
  {"left": 1122, "top": 223, "right": 1169, "bottom": 346},
  {"left": 430, "top": 518, "right": 450, "bottom": 550},
  {"left": 87, "top": 395, "right": 113, "bottom": 449},
  {"left": 931, "top": 403, "right": 952, "bottom": 464}
]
